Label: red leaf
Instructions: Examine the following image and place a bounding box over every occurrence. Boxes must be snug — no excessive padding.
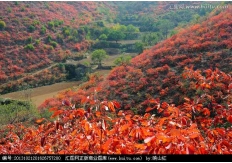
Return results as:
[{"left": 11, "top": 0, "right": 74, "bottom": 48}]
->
[
  {"left": 71, "top": 129, "right": 77, "bottom": 136},
  {"left": 184, "top": 97, "right": 190, "bottom": 102},
  {"left": 125, "top": 114, "right": 131, "bottom": 121},
  {"left": 161, "top": 102, "right": 168, "bottom": 109},
  {"left": 145, "top": 107, "right": 154, "bottom": 113},
  {"left": 181, "top": 117, "right": 188, "bottom": 126},
  {"left": 187, "top": 144, "right": 195, "bottom": 154},
  {"left": 69, "top": 113, "right": 74, "bottom": 120},
  {"left": 75, "top": 109, "right": 85, "bottom": 117},
  {"left": 149, "top": 99, "right": 158, "bottom": 104},
  {"left": 102, "top": 119, "right": 106, "bottom": 130},
  {"left": 41, "top": 136, "right": 46, "bottom": 147},
  {"left": 108, "top": 102, "right": 115, "bottom": 112},
  {"left": 102, "top": 138, "right": 112, "bottom": 152},
  {"left": 95, "top": 111, "right": 101, "bottom": 117},
  {"left": 62, "top": 100, "right": 71, "bottom": 106},
  {"left": 227, "top": 115, "right": 232, "bottom": 123},
  {"left": 144, "top": 136, "right": 155, "bottom": 143},
  {"left": 95, "top": 87, "right": 102, "bottom": 93},
  {"left": 49, "top": 108, "right": 58, "bottom": 112},
  {"left": 135, "top": 143, "right": 146, "bottom": 149},
  {"left": 118, "top": 110, "right": 124, "bottom": 116},
  {"left": 81, "top": 96, "right": 88, "bottom": 105},
  {"left": 228, "top": 83, "right": 232, "bottom": 90},
  {"left": 36, "top": 118, "right": 45, "bottom": 124},
  {"left": 215, "top": 128, "right": 225, "bottom": 136},
  {"left": 189, "top": 133, "right": 200, "bottom": 139},
  {"left": 113, "top": 101, "right": 121, "bottom": 109},
  {"left": 202, "top": 108, "right": 210, "bottom": 116},
  {"left": 132, "top": 115, "right": 140, "bottom": 121},
  {"left": 120, "top": 124, "right": 130, "bottom": 132},
  {"left": 87, "top": 107, "right": 91, "bottom": 114},
  {"left": 55, "top": 122, "right": 59, "bottom": 130},
  {"left": 165, "top": 143, "right": 172, "bottom": 150},
  {"left": 51, "top": 110, "right": 63, "bottom": 118}
]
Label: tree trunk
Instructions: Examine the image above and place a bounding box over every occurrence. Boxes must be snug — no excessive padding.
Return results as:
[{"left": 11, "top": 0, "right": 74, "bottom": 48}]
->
[{"left": 98, "top": 61, "right": 102, "bottom": 69}]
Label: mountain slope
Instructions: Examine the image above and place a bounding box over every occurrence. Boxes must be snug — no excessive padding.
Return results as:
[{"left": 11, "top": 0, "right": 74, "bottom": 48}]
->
[
  {"left": 0, "top": 2, "right": 116, "bottom": 93},
  {"left": 99, "top": 6, "right": 232, "bottom": 111},
  {"left": 39, "top": 6, "right": 232, "bottom": 113},
  {"left": 0, "top": 4, "right": 232, "bottom": 155}
]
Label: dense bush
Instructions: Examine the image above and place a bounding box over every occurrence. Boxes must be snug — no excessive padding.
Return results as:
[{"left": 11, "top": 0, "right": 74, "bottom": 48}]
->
[
  {"left": 0, "top": 99, "right": 39, "bottom": 126},
  {"left": 24, "top": 44, "right": 35, "bottom": 51},
  {"left": 50, "top": 41, "right": 58, "bottom": 48},
  {"left": 0, "top": 20, "right": 6, "bottom": 30},
  {"left": 40, "top": 25, "right": 47, "bottom": 34},
  {"left": 28, "top": 25, "right": 36, "bottom": 32}
]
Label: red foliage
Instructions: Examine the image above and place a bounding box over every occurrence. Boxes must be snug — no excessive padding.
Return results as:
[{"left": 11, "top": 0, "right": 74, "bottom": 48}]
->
[{"left": 1, "top": 69, "right": 231, "bottom": 154}]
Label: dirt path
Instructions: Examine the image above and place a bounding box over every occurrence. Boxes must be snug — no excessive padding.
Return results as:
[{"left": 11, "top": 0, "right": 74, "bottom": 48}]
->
[
  {"left": 1, "top": 81, "right": 80, "bottom": 107},
  {"left": 0, "top": 69, "right": 111, "bottom": 107}
]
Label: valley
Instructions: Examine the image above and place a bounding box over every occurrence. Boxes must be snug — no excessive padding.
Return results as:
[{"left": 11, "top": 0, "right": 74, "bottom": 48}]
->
[{"left": 0, "top": 1, "right": 231, "bottom": 155}]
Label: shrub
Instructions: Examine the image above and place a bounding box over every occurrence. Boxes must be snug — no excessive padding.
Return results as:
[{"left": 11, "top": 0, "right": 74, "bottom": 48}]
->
[
  {"left": 46, "top": 35, "right": 52, "bottom": 43},
  {"left": 33, "top": 20, "right": 40, "bottom": 26},
  {"left": 53, "top": 19, "right": 63, "bottom": 27},
  {"left": 0, "top": 20, "right": 6, "bottom": 30},
  {"left": 114, "top": 55, "right": 132, "bottom": 66},
  {"left": 48, "top": 21, "right": 54, "bottom": 29},
  {"left": 56, "top": 34, "right": 63, "bottom": 44},
  {"left": 21, "top": 6, "right": 25, "bottom": 12},
  {"left": 27, "top": 36, "right": 33, "bottom": 43},
  {"left": 28, "top": 25, "right": 35, "bottom": 32},
  {"left": 35, "top": 39, "right": 40, "bottom": 45},
  {"left": 64, "top": 29, "right": 70, "bottom": 37},
  {"left": 50, "top": 41, "right": 58, "bottom": 48},
  {"left": 24, "top": 44, "right": 34, "bottom": 51},
  {"left": 99, "top": 34, "right": 107, "bottom": 40},
  {"left": 0, "top": 99, "right": 39, "bottom": 126},
  {"left": 7, "top": 7, "right": 12, "bottom": 13},
  {"left": 40, "top": 25, "right": 46, "bottom": 34}
]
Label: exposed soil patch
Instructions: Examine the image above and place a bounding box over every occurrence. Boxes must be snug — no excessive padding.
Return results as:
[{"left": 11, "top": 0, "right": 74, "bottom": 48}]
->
[
  {"left": 1, "top": 81, "right": 80, "bottom": 107},
  {"left": 0, "top": 69, "right": 112, "bottom": 107}
]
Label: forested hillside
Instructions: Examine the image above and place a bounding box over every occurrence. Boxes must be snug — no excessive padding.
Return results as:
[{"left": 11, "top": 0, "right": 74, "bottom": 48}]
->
[
  {"left": 40, "top": 6, "right": 232, "bottom": 113},
  {"left": 0, "top": 1, "right": 116, "bottom": 93},
  {"left": 0, "top": 1, "right": 220, "bottom": 94}
]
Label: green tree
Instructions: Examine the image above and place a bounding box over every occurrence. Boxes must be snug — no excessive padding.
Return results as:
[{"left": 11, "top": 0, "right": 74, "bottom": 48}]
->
[
  {"left": 170, "top": 30, "right": 178, "bottom": 37},
  {"left": 91, "top": 49, "right": 108, "bottom": 68},
  {"left": 114, "top": 54, "right": 132, "bottom": 66},
  {"left": 142, "top": 33, "right": 159, "bottom": 46},
  {"left": 99, "top": 34, "right": 107, "bottom": 40},
  {"left": 126, "top": 24, "right": 139, "bottom": 39},
  {"left": 135, "top": 42, "right": 144, "bottom": 54},
  {"left": 108, "top": 30, "right": 125, "bottom": 43},
  {"left": 191, "top": 14, "right": 201, "bottom": 24},
  {"left": 157, "top": 19, "right": 174, "bottom": 39}
]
